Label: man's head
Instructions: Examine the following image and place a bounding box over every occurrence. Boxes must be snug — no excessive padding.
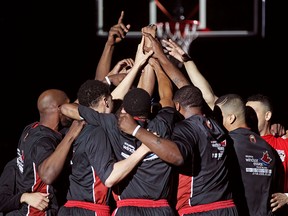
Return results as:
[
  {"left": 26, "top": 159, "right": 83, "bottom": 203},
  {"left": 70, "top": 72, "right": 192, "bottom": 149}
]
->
[
  {"left": 246, "top": 94, "right": 273, "bottom": 135},
  {"left": 214, "top": 94, "right": 246, "bottom": 132},
  {"left": 173, "top": 85, "right": 204, "bottom": 118},
  {"left": 122, "top": 88, "right": 151, "bottom": 119},
  {"left": 77, "top": 79, "right": 113, "bottom": 113},
  {"left": 37, "top": 89, "right": 71, "bottom": 128}
]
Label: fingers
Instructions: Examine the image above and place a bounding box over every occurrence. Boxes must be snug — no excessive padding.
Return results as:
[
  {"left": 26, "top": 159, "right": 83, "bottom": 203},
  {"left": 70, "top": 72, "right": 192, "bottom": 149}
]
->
[
  {"left": 110, "top": 25, "right": 126, "bottom": 39},
  {"left": 140, "top": 35, "right": 145, "bottom": 48},
  {"left": 142, "top": 32, "right": 155, "bottom": 43},
  {"left": 118, "top": 11, "right": 124, "bottom": 24}
]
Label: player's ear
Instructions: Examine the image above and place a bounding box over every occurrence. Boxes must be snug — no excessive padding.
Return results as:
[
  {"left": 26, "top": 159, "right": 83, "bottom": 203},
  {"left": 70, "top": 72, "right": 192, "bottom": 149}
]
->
[{"left": 229, "top": 114, "right": 236, "bottom": 124}]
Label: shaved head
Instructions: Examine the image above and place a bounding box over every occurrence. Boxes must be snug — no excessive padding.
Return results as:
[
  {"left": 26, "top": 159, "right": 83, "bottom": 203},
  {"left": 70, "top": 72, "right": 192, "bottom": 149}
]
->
[
  {"left": 37, "top": 89, "right": 69, "bottom": 113},
  {"left": 37, "top": 89, "right": 71, "bottom": 129}
]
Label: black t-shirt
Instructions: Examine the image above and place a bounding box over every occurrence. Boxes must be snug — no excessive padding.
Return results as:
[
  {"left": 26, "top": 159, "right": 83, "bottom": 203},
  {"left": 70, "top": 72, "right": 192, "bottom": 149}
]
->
[
  {"left": 65, "top": 123, "right": 115, "bottom": 203},
  {"left": 229, "top": 127, "right": 284, "bottom": 216},
  {"left": 79, "top": 105, "right": 177, "bottom": 200},
  {"left": 173, "top": 115, "right": 233, "bottom": 210},
  {"left": 16, "top": 122, "right": 61, "bottom": 215}
]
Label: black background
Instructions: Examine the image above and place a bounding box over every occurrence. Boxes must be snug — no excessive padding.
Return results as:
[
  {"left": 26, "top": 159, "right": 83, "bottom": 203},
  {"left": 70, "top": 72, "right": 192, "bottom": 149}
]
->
[{"left": 0, "top": 0, "right": 286, "bottom": 173}]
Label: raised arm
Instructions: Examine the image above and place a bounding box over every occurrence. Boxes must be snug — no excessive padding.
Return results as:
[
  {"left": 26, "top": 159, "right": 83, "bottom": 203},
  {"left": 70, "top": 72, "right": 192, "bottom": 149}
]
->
[
  {"left": 143, "top": 32, "right": 190, "bottom": 89},
  {"left": 95, "top": 11, "right": 131, "bottom": 81},
  {"left": 162, "top": 38, "right": 218, "bottom": 110},
  {"left": 102, "top": 58, "right": 134, "bottom": 87},
  {"left": 149, "top": 57, "right": 174, "bottom": 108},
  {"left": 137, "top": 64, "right": 155, "bottom": 97},
  {"left": 136, "top": 24, "right": 158, "bottom": 96},
  {"left": 111, "top": 36, "right": 153, "bottom": 100}
]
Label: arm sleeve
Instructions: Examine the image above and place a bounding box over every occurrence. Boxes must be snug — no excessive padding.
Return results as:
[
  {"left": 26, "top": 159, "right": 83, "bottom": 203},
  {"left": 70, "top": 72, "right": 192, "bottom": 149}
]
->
[{"left": 78, "top": 104, "right": 116, "bottom": 132}]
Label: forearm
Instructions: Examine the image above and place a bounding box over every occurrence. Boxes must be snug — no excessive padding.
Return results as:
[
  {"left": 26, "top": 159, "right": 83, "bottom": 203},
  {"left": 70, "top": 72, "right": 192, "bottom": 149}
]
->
[
  {"left": 38, "top": 135, "right": 75, "bottom": 184},
  {"left": 111, "top": 62, "right": 142, "bottom": 100},
  {"left": 158, "top": 55, "right": 190, "bottom": 89},
  {"left": 104, "top": 146, "right": 148, "bottom": 187},
  {"left": 104, "top": 74, "right": 127, "bottom": 87},
  {"left": 95, "top": 43, "right": 115, "bottom": 80},
  {"left": 60, "top": 103, "right": 82, "bottom": 120},
  {"left": 154, "top": 66, "right": 174, "bottom": 108},
  {"left": 137, "top": 64, "right": 155, "bottom": 96},
  {"left": 134, "top": 127, "right": 183, "bottom": 166},
  {"left": 184, "top": 60, "right": 217, "bottom": 110}
]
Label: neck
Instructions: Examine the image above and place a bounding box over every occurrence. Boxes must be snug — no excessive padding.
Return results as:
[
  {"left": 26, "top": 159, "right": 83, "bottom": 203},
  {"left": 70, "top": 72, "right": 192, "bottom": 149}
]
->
[{"left": 182, "top": 107, "right": 203, "bottom": 119}]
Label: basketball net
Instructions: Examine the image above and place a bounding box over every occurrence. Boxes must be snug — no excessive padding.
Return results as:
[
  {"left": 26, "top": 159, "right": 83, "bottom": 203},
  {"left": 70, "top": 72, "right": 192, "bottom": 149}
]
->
[
  {"left": 156, "top": 20, "right": 199, "bottom": 54},
  {"left": 156, "top": 20, "right": 199, "bottom": 67}
]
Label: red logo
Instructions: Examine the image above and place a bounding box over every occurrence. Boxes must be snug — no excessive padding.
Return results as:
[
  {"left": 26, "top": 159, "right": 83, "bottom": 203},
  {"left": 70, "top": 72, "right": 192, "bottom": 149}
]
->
[{"left": 261, "top": 151, "right": 272, "bottom": 165}]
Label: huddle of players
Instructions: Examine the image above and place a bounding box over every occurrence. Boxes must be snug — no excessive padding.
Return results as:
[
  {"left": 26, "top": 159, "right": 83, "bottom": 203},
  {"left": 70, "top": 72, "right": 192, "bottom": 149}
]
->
[{"left": 1, "top": 11, "right": 287, "bottom": 216}]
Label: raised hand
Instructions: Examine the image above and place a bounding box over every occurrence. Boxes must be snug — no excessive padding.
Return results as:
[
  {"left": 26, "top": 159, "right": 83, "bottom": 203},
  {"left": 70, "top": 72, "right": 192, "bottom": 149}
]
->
[
  {"left": 107, "top": 11, "right": 131, "bottom": 46},
  {"left": 109, "top": 58, "right": 134, "bottom": 75},
  {"left": 142, "top": 32, "right": 165, "bottom": 61},
  {"left": 162, "top": 39, "right": 191, "bottom": 63},
  {"left": 141, "top": 24, "right": 157, "bottom": 53},
  {"left": 134, "top": 36, "right": 154, "bottom": 68}
]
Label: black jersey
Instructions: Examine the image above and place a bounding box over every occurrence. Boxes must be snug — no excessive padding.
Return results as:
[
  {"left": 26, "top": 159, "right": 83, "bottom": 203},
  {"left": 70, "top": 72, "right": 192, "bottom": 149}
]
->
[
  {"left": 79, "top": 105, "right": 176, "bottom": 201},
  {"left": 0, "top": 158, "right": 22, "bottom": 214},
  {"left": 172, "top": 115, "right": 235, "bottom": 214},
  {"left": 15, "top": 122, "right": 61, "bottom": 216},
  {"left": 229, "top": 127, "right": 283, "bottom": 216},
  {"left": 65, "top": 124, "right": 115, "bottom": 203}
]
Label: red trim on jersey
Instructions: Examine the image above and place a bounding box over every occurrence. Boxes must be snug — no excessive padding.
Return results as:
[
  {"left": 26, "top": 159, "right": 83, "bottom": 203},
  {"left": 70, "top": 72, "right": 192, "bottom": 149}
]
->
[
  {"left": 178, "top": 199, "right": 235, "bottom": 215},
  {"left": 116, "top": 199, "right": 169, "bottom": 207},
  {"left": 64, "top": 200, "right": 110, "bottom": 215},
  {"left": 133, "top": 117, "right": 147, "bottom": 122}
]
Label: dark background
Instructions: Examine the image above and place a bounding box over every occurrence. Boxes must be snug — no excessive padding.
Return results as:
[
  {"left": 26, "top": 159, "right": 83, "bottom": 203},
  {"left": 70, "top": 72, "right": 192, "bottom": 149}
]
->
[{"left": 0, "top": 0, "right": 286, "bottom": 173}]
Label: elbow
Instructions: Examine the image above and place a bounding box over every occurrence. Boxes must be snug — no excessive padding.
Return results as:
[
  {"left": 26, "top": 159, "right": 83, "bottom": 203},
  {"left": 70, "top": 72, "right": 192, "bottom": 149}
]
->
[
  {"left": 60, "top": 104, "right": 68, "bottom": 116},
  {"left": 40, "top": 175, "right": 54, "bottom": 185},
  {"left": 104, "top": 178, "right": 115, "bottom": 188},
  {"left": 172, "top": 156, "right": 184, "bottom": 166},
  {"left": 163, "top": 153, "right": 184, "bottom": 166},
  {"left": 38, "top": 167, "right": 56, "bottom": 185}
]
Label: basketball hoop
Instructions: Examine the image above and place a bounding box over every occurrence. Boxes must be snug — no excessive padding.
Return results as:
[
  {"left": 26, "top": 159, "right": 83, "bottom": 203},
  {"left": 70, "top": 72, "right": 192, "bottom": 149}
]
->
[{"left": 156, "top": 20, "right": 199, "bottom": 55}]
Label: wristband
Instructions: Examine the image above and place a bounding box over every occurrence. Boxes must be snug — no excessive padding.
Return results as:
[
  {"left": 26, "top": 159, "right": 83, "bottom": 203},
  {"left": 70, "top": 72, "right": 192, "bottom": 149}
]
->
[
  {"left": 132, "top": 125, "right": 141, "bottom": 137},
  {"left": 105, "top": 76, "right": 111, "bottom": 85}
]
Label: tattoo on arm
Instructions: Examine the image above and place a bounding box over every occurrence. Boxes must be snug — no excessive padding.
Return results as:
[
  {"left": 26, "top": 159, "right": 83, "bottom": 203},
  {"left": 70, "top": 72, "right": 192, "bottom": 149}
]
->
[{"left": 156, "top": 137, "right": 161, "bottom": 145}]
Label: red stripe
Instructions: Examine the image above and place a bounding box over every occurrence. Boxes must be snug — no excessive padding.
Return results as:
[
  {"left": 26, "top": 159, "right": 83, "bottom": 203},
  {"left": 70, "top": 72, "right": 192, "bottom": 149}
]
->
[
  {"left": 117, "top": 199, "right": 169, "bottom": 208},
  {"left": 64, "top": 200, "right": 110, "bottom": 215},
  {"left": 178, "top": 199, "right": 235, "bottom": 215}
]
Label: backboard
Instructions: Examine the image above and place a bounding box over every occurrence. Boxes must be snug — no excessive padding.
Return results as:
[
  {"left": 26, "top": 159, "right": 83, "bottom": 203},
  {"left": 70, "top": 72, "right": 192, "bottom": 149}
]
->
[{"left": 96, "top": 0, "right": 265, "bottom": 38}]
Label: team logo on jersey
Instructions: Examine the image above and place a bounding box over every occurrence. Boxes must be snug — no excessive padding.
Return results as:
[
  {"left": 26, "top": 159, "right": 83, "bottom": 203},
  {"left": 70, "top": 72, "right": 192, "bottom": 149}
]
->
[
  {"left": 260, "top": 151, "right": 272, "bottom": 165},
  {"left": 205, "top": 120, "right": 212, "bottom": 129},
  {"left": 220, "top": 139, "right": 227, "bottom": 147},
  {"left": 249, "top": 134, "right": 256, "bottom": 143},
  {"left": 245, "top": 153, "right": 272, "bottom": 176}
]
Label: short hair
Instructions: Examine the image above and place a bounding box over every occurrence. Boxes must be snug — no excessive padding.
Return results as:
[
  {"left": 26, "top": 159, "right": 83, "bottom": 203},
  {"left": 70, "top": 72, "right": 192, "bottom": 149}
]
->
[
  {"left": 123, "top": 88, "right": 151, "bottom": 118},
  {"left": 173, "top": 85, "right": 204, "bottom": 108},
  {"left": 215, "top": 94, "right": 246, "bottom": 117},
  {"left": 77, "top": 79, "right": 111, "bottom": 107},
  {"left": 246, "top": 94, "right": 273, "bottom": 113}
]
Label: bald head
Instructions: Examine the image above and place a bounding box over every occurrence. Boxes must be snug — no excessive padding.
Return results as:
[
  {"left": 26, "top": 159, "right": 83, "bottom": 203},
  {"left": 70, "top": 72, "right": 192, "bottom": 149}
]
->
[{"left": 37, "top": 89, "right": 70, "bottom": 114}]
